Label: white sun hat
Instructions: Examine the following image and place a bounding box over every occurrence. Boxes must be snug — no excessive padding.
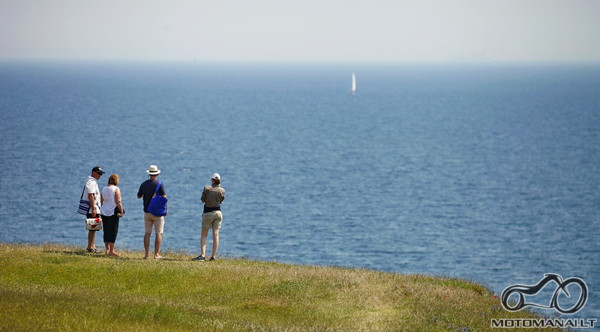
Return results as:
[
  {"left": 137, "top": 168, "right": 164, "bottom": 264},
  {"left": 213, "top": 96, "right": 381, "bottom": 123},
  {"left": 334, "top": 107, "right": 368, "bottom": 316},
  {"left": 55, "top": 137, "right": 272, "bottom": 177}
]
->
[{"left": 147, "top": 165, "right": 161, "bottom": 175}]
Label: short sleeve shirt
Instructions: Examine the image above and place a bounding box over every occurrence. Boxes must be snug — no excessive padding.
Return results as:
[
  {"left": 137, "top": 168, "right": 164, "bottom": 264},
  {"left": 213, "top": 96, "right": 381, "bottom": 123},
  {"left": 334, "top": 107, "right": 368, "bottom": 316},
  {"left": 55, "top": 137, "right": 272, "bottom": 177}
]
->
[
  {"left": 137, "top": 179, "right": 166, "bottom": 213},
  {"left": 83, "top": 176, "right": 101, "bottom": 214}
]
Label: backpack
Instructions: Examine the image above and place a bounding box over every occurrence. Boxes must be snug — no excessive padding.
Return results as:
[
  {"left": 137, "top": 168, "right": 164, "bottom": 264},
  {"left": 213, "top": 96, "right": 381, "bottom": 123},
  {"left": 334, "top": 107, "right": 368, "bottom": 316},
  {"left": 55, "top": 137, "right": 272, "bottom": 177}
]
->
[{"left": 148, "top": 181, "right": 168, "bottom": 217}]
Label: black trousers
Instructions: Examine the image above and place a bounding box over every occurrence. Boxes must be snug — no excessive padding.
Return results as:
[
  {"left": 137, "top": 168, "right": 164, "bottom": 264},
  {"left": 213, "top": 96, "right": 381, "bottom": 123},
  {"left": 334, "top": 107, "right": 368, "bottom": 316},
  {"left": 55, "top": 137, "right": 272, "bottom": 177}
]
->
[{"left": 101, "top": 214, "right": 120, "bottom": 243}]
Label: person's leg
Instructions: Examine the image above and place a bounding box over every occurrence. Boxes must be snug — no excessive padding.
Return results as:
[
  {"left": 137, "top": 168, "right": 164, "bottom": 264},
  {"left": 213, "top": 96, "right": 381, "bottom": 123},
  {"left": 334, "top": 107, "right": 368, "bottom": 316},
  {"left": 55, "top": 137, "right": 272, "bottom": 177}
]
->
[
  {"left": 200, "top": 228, "right": 209, "bottom": 257},
  {"left": 211, "top": 228, "right": 220, "bottom": 259},
  {"left": 112, "top": 219, "right": 120, "bottom": 255},
  {"left": 105, "top": 219, "right": 115, "bottom": 254},
  {"left": 143, "top": 213, "right": 152, "bottom": 259},
  {"left": 210, "top": 211, "right": 222, "bottom": 260},
  {"left": 103, "top": 216, "right": 113, "bottom": 254},
  {"left": 86, "top": 214, "right": 98, "bottom": 251},
  {"left": 154, "top": 233, "right": 163, "bottom": 259},
  {"left": 144, "top": 233, "right": 151, "bottom": 259},
  {"left": 200, "top": 213, "right": 210, "bottom": 257},
  {"left": 88, "top": 230, "right": 96, "bottom": 250},
  {"left": 154, "top": 216, "right": 164, "bottom": 259}
]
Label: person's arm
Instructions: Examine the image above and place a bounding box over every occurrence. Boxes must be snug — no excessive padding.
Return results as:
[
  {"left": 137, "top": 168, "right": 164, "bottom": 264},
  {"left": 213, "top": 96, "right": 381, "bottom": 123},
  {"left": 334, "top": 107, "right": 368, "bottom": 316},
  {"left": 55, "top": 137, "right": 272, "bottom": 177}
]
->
[
  {"left": 137, "top": 184, "right": 143, "bottom": 199},
  {"left": 88, "top": 193, "right": 96, "bottom": 218},
  {"left": 115, "top": 187, "right": 124, "bottom": 215},
  {"left": 162, "top": 185, "right": 167, "bottom": 215},
  {"left": 160, "top": 183, "right": 167, "bottom": 198},
  {"left": 201, "top": 188, "right": 206, "bottom": 203}
]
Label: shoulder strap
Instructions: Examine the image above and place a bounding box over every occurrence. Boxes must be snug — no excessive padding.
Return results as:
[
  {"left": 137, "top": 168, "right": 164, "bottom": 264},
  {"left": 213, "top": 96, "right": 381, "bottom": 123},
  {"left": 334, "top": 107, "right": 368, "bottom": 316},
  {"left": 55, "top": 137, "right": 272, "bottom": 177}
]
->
[
  {"left": 80, "top": 179, "right": 91, "bottom": 200},
  {"left": 154, "top": 181, "right": 162, "bottom": 194}
]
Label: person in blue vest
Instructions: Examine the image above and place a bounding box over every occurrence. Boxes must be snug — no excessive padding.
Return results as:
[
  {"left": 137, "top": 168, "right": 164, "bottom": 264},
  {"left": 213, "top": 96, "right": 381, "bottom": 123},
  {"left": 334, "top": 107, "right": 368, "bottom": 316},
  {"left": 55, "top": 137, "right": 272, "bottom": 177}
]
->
[{"left": 137, "top": 165, "right": 167, "bottom": 259}]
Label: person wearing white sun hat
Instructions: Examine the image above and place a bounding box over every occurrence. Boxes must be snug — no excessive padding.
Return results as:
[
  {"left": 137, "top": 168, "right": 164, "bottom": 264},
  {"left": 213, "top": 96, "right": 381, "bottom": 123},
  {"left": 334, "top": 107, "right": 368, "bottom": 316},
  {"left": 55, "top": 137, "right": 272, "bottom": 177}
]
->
[
  {"left": 137, "top": 165, "right": 167, "bottom": 259},
  {"left": 193, "top": 173, "right": 225, "bottom": 262}
]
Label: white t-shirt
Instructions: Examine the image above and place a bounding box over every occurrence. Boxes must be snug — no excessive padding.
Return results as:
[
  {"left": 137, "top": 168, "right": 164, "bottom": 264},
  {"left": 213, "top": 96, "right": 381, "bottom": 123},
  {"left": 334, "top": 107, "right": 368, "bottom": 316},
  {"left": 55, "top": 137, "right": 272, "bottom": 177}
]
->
[
  {"left": 100, "top": 185, "right": 118, "bottom": 216},
  {"left": 83, "top": 176, "right": 101, "bottom": 215}
]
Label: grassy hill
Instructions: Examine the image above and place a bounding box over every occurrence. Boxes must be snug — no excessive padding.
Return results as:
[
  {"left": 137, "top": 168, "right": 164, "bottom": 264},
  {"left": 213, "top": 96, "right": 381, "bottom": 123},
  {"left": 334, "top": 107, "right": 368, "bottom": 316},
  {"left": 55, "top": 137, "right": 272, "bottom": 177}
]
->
[{"left": 0, "top": 243, "right": 557, "bottom": 331}]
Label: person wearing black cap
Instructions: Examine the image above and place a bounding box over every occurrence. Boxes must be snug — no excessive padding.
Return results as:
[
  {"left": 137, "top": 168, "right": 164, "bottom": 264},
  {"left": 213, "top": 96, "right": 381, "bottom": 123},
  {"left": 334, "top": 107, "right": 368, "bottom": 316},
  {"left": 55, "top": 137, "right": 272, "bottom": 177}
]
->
[{"left": 83, "top": 166, "right": 105, "bottom": 253}]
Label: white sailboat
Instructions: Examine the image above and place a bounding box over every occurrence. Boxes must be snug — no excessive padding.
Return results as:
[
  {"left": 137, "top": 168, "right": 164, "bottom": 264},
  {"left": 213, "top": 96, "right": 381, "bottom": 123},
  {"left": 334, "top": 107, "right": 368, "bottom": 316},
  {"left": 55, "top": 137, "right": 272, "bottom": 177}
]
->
[{"left": 351, "top": 73, "right": 357, "bottom": 94}]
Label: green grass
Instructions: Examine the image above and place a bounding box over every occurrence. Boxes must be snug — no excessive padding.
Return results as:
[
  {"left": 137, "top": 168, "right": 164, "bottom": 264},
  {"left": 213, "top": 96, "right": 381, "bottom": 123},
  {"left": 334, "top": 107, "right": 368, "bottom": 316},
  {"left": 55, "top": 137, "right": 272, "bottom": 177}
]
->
[{"left": 0, "top": 243, "right": 559, "bottom": 331}]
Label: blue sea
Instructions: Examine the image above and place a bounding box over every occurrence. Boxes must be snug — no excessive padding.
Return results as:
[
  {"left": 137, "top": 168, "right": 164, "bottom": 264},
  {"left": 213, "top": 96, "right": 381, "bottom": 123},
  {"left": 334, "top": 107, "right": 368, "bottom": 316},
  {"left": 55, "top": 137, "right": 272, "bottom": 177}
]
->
[{"left": 0, "top": 61, "right": 599, "bottom": 319}]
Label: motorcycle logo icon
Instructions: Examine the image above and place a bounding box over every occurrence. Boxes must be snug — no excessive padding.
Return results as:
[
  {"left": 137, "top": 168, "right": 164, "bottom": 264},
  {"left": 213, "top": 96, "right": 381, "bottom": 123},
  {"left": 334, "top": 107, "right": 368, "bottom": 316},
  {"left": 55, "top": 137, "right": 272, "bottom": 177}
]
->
[{"left": 501, "top": 273, "right": 588, "bottom": 314}]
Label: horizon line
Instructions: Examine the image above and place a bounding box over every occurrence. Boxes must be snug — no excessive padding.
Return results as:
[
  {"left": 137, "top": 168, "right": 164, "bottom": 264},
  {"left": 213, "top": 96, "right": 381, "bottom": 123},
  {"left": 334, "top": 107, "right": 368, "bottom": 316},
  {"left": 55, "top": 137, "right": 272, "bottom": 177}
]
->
[{"left": 2, "top": 58, "right": 600, "bottom": 65}]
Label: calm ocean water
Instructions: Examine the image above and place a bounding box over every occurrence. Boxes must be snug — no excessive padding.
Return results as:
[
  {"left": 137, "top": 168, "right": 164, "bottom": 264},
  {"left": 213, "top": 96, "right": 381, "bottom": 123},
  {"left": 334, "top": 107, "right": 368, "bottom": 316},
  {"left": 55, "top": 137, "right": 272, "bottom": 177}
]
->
[{"left": 0, "top": 61, "right": 598, "bottom": 318}]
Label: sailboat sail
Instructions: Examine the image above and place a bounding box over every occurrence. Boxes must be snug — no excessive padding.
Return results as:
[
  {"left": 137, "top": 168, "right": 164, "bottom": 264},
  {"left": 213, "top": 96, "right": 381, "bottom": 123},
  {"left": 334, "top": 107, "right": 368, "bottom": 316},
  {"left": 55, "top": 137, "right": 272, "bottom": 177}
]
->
[{"left": 351, "top": 73, "right": 357, "bottom": 94}]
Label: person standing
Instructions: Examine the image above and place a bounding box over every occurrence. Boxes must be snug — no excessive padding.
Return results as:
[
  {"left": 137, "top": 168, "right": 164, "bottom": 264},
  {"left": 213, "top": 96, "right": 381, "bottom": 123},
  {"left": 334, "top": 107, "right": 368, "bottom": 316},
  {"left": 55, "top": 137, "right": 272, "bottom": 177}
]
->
[
  {"left": 193, "top": 173, "right": 225, "bottom": 261},
  {"left": 137, "top": 165, "right": 167, "bottom": 259},
  {"left": 83, "top": 166, "right": 104, "bottom": 253},
  {"left": 100, "top": 174, "right": 125, "bottom": 256}
]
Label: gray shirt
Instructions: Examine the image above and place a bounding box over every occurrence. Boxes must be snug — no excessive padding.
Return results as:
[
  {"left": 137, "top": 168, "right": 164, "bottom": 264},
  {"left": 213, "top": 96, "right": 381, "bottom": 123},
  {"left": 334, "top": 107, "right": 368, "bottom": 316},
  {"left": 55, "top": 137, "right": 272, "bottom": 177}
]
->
[{"left": 201, "top": 185, "right": 225, "bottom": 208}]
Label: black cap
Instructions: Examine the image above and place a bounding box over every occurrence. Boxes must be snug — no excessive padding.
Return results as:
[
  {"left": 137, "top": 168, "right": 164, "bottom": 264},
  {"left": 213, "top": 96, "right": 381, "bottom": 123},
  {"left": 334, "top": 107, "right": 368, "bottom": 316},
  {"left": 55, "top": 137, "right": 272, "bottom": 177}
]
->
[{"left": 92, "top": 166, "right": 105, "bottom": 175}]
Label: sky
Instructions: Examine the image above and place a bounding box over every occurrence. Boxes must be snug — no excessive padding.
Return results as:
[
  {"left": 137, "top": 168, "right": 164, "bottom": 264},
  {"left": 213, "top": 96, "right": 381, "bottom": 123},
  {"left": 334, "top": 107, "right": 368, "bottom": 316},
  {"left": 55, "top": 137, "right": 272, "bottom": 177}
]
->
[{"left": 1, "top": 0, "right": 599, "bottom": 62}]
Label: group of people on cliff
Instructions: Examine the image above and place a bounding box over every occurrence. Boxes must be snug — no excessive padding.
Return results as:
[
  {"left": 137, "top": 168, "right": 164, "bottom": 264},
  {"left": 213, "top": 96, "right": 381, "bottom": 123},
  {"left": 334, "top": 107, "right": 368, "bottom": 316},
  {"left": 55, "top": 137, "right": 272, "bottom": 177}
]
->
[{"left": 79, "top": 165, "right": 225, "bottom": 261}]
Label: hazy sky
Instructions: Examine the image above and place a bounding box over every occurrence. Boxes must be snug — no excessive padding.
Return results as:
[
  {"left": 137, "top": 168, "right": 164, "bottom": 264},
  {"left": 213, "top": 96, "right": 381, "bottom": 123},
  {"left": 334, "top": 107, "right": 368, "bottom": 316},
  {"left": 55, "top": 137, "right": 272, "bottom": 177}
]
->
[{"left": 1, "top": 0, "right": 599, "bottom": 62}]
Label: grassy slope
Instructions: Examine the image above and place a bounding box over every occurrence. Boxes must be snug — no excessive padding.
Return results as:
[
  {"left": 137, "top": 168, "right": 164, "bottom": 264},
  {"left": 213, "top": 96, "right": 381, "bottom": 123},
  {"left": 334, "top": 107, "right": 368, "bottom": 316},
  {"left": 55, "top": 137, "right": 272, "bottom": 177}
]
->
[{"left": 0, "top": 243, "right": 558, "bottom": 331}]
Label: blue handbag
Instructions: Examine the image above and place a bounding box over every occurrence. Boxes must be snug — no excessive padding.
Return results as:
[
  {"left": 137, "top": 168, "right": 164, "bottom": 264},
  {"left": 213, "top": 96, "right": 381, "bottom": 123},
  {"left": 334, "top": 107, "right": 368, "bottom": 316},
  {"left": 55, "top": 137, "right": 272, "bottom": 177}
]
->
[
  {"left": 148, "top": 181, "right": 168, "bottom": 217},
  {"left": 77, "top": 179, "right": 91, "bottom": 215}
]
